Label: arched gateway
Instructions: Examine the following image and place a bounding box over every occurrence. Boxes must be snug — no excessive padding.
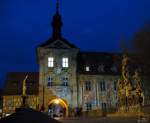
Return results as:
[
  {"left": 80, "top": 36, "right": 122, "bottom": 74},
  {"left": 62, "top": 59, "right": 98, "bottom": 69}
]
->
[{"left": 48, "top": 98, "right": 68, "bottom": 117}]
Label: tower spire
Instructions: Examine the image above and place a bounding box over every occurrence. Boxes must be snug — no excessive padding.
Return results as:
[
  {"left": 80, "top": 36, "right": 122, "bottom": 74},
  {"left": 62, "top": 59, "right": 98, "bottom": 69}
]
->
[
  {"left": 56, "top": 0, "right": 59, "bottom": 13},
  {"left": 52, "top": 0, "right": 62, "bottom": 39}
]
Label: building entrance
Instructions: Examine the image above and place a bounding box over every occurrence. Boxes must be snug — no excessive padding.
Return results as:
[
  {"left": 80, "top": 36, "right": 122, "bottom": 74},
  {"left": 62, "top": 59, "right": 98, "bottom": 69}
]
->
[{"left": 48, "top": 98, "right": 68, "bottom": 117}]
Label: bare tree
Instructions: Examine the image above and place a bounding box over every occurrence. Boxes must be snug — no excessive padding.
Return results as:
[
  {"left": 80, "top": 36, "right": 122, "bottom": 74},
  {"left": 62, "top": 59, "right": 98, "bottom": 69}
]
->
[
  {"left": 132, "top": 22, "right": 150, "bottom": 78},
  {"left": 133, "top": 22, "right": 150, "bottom": 56}
]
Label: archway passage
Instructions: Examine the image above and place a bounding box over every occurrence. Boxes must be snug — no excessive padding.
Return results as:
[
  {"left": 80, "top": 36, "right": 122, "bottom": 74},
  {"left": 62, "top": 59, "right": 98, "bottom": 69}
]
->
[{"left": 48, "top": 98, "right": 68, "bottom": 117}]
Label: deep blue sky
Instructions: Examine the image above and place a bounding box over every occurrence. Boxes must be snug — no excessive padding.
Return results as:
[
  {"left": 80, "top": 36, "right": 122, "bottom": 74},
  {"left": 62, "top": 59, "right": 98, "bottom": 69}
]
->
[{"left": 0, "top": 0, "right": 150, "bottom": 88}]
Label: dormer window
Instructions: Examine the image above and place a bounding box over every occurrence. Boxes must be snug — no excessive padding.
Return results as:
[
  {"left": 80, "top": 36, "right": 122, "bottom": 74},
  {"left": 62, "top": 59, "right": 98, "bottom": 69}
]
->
[
  {"left": 85, "top": 66, "right": 90, "bottom": 72},
  {"left": 62, "top": 57, "right": 69, "bottom": 68},
  {"left": 48, "top": 57, "right": 54, "bottom": 67}
]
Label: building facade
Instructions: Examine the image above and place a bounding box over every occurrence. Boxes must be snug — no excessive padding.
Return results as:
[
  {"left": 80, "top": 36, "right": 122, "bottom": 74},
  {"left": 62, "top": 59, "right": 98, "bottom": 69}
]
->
[
  {"left": 2, "top": 1, "right": 150, "bottom": 117},
  {"left": 36, "top": 2, "right": 120, "bottom": 116}
]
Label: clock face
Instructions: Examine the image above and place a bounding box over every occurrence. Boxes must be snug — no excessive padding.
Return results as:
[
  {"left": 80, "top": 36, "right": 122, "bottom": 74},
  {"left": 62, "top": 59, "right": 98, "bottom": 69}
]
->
[{"left": 54, "top": 67, "right": 62, "bottom": 74}]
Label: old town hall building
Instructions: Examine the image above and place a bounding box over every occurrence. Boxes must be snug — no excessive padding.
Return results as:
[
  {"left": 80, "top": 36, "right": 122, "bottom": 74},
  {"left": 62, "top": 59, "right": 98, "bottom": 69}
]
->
[{"left": 3, "top": 1, "right": 149, "bottom": 117}]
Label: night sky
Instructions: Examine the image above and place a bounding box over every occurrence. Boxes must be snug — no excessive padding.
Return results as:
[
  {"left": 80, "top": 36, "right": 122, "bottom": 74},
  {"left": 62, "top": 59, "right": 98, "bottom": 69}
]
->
[{"left": 0, "top": 0, "right": 150, "bottom": 88}]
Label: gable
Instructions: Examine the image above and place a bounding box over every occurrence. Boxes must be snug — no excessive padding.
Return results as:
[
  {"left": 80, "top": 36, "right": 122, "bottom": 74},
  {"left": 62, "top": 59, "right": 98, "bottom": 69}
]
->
[
  {"left": 39, "top": 37, "right": 78, "bottom": 49},
  {"left": 46, "top": 40, "right": 72, "bottom": 49}
]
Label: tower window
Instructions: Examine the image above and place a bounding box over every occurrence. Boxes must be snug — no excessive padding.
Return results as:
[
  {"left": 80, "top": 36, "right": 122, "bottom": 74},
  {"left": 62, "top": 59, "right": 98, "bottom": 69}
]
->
[
  {"left": 48, "top": 57, "right": 54, "bottom": 67},
  {"left": 62, "top": 77, "right": 69, "bottom": 86},
  {"left": 85, "top": 81, "right": 91, "bottom": 91},
  {"left": 62, "top": 57, "right": 68, "bottom": 68},
  {"left": 85, "top": 66, "right": 90, "bottom": 71},
  {"left": 47, "top": 76, "right": 53, "bottom": 86}
]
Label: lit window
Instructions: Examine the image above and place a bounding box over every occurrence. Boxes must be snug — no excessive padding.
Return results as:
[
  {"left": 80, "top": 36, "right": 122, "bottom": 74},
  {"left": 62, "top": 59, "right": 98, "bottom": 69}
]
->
[
  {"left": 47, "top": 76, "right": 53, "bottom": 86},
  {"left": 62, "top": 57, "right": 69, "bottom": 68},
  {"left": 85, "top": 81, "right": 91, "bottom": 91},
  {"left": 85, "top": 66, "right": 90, "bottom": 71},
  {"left": 48, "top": 57, "right": 54, "bottom": 67}
]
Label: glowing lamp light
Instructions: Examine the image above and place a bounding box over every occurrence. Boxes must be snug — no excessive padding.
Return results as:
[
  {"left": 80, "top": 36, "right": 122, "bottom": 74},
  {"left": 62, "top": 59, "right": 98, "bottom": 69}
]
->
[{"left": 54, "top": 99, "right": 59, "bottom": 104}]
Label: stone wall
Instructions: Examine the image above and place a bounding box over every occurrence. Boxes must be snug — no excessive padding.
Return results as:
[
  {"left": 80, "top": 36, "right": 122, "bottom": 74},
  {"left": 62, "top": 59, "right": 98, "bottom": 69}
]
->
[{"left": 78, "top": 74, "right": 119, "bottom": 113}]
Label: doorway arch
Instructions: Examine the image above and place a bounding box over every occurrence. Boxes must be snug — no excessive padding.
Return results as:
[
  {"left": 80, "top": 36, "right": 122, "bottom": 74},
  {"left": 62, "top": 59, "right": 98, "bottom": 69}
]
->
[{"left": 48, "top": 98, "right": 68, "bottom": 117}]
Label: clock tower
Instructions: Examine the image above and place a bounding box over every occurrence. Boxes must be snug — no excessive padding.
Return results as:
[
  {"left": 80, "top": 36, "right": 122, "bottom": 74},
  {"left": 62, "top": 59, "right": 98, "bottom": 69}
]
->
[{"left": 37, "top": 0, "right": 79, "bottom": 115}]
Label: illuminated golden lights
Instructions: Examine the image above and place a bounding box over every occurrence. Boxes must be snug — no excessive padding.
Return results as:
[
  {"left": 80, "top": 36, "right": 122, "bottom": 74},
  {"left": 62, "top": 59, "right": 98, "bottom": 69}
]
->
[
  {"left": 54, "top": 99, "right": 59, "bottom": 104},
  {"left": 48, "top": 98, "right": 69, "bottom": 116}
]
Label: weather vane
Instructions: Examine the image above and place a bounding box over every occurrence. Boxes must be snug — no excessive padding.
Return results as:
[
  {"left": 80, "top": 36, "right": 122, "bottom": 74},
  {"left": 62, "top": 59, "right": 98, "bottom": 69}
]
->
[{"left": 56, "top": 0, "right": 61, "bottom": 12}]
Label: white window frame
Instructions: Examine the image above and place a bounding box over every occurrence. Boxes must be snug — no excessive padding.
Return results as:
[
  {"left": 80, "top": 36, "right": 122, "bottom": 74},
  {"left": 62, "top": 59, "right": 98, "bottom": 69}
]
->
[
  {"left": 48, "top": 57, "right": 54, "bottom": 67},
  {"left": 62, "top": 77, "right": 69, "bottom": 86},
  {"left": 47, "top": 76, "right": 53, "bottom": 86},
  {"left": 62, "top": 57, "right": 69, "bottom": 68}
]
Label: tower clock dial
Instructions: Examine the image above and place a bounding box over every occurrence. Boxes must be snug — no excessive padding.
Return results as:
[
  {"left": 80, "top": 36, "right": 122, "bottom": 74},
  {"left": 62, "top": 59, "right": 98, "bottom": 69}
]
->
[{"left": 54, "top": 67, "right": 62, "bottom": 74}]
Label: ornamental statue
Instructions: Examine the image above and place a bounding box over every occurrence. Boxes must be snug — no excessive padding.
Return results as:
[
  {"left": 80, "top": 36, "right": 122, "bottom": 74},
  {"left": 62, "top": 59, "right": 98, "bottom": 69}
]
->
[
  {"left": 22, "top": 75, "right": 28, "bottom": 107},
  {"left": 23, "top": 75, "right": 28, "bottom": 96}
]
